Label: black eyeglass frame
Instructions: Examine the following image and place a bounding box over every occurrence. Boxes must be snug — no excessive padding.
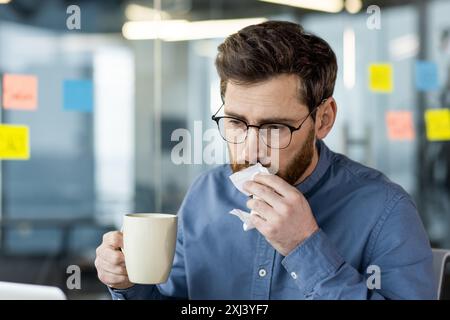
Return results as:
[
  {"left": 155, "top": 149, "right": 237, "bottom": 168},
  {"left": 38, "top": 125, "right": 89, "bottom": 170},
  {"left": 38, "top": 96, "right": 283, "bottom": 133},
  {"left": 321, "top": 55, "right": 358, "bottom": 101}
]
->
[{"left": 211, "top": 98, "right": 328, "bottom": 149}]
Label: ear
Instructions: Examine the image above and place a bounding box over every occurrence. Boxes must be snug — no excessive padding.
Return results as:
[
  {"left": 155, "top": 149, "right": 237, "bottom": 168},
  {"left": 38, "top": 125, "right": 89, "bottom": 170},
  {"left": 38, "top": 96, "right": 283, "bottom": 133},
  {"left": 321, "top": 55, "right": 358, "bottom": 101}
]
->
[{"left": 314, "top": 97, "right": 337, "bottom": 140}]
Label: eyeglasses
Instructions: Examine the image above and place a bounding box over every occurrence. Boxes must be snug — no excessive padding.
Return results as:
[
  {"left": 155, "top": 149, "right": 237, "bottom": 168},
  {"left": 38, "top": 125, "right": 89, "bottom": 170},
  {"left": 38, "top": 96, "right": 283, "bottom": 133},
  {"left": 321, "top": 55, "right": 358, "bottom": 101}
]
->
[{"left": 211, "top": 99, "right": 327, "bottom": 149}]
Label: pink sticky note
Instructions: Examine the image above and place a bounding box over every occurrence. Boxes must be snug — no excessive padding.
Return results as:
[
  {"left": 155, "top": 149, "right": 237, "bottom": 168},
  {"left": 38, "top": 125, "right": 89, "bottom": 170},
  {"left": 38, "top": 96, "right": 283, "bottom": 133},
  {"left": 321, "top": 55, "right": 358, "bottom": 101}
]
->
[
  {"left": 2, "top": 74, "right": 38, "bottom": 110},
  {"left": 385, "top": 111, "right": 415, "bottom": 141}
]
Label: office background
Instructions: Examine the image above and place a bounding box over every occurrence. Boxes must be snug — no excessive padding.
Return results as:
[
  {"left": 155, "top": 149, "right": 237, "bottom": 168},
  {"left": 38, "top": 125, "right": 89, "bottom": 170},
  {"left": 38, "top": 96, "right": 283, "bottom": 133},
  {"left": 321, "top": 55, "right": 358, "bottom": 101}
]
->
[{"left": 0, "top": 0, "right": 449, "bottom": 299}]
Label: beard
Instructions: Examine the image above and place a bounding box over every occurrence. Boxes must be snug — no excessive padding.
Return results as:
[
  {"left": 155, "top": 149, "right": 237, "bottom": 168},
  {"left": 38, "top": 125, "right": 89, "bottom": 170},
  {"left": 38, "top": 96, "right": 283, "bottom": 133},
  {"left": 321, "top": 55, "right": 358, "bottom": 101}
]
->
[{"left": 230, "top": 128, "right": 315, "bottom": 185}]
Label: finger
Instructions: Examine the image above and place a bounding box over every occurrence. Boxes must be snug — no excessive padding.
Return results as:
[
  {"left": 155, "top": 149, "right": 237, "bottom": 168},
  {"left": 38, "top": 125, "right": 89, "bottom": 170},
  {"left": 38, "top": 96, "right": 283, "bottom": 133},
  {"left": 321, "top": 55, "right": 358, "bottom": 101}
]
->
[
  {"left": 244, "top": 181, "right": 291, "bottom": 214},
  {"left": 250, "top": 210, "right": 266, "bottom": 221},
  {"left": 97, "top": 246, "right": 126, "bottom": 266},
  {"left": 249, "top": 213, "right": 272, "bottom": 236},
  {"left": 96, "top": 257, "right": 128, "bottom": 276},
  {"left": 243, "top": 181, "right": 283, "bottom": 207},
  {"left": 247, "top": 198, "right": 278, "bottom": 222},
  {"left": 98, "top": 269, "right": 129, "bottom": 287},
  {"left": 103, "top": 231, "right": 123, "bottom": 249},
  {"left": 253, "top": 173, "right": 297, "bottom": 198}
]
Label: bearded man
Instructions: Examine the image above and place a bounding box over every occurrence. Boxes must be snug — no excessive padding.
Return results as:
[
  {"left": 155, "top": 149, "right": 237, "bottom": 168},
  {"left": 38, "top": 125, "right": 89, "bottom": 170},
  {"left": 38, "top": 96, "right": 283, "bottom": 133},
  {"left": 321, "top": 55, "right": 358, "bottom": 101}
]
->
[{"left": 95, "top": 21, "right": 436, "bottom": 300}]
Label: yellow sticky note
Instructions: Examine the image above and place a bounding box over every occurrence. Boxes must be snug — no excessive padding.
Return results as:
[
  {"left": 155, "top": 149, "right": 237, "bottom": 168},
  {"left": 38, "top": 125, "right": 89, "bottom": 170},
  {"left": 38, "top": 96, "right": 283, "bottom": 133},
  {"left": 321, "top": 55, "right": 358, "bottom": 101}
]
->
[
  {"left": 369, "top": 64, "right": 393, "bottom": 93},
  {"left": 0, "top": 125, "right": 30, "bottom": 160},
  {"left": 424, "top": 109, "right": 450, "bottom": 141},
  {"left": 386, "top": 111, "right": 415, "bottom": 141},
  {"left": 2, "top": 74, "right": 38, "bottom": 110}
]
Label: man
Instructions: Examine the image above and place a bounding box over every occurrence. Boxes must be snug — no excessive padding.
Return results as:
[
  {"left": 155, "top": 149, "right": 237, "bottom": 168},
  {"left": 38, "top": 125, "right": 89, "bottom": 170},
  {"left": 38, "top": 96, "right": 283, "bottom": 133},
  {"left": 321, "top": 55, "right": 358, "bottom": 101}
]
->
[{"left": 95, "top": 21, "right": 436, "bottom": 299}]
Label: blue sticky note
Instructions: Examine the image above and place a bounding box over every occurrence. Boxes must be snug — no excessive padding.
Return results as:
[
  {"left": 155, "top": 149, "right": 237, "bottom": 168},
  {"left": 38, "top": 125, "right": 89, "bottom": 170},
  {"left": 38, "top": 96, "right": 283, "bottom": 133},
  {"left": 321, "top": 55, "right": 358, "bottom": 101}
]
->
[
  {"left": 63, "top": 80, "right": 93, "bottom": 112},
  {"left": 415, "top": 61, "right": 439, "bottom": 91}
]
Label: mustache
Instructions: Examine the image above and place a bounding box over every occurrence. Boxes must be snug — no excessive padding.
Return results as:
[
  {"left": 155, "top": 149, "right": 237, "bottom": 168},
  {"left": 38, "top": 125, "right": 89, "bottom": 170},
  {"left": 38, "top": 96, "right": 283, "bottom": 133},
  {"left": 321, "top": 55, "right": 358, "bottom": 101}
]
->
[{"left": 231, "top": 161, "right": 271, "bottom": 173}]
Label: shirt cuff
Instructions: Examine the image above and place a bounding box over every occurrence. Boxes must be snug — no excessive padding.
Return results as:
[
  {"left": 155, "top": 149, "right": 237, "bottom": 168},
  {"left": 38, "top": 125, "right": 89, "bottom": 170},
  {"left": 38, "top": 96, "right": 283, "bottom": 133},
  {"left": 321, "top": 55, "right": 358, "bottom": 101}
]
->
[
  {"left": 281, "top": 228, "right": 345, "bottom": 295},
  {"left": 108, "top": 284, "right": 145, "bottom": 300}
]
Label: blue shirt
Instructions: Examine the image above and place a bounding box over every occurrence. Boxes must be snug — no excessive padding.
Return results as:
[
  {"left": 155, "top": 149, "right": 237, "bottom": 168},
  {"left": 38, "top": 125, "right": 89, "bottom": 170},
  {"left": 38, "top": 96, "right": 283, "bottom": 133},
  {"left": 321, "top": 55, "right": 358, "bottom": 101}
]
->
[{"left": 110, "top": 140, "right": 436, "bottom": 300}]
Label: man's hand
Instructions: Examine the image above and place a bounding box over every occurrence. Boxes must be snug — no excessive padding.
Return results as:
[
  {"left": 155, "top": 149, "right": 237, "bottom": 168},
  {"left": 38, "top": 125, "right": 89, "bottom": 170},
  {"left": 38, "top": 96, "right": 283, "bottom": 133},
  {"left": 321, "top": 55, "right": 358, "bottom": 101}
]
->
[
  {"left": 243, "top": 173, "right": 319, "bottom": 256},
  {"left": 95, "top": 231, "right": 134, "bottom": 290}
]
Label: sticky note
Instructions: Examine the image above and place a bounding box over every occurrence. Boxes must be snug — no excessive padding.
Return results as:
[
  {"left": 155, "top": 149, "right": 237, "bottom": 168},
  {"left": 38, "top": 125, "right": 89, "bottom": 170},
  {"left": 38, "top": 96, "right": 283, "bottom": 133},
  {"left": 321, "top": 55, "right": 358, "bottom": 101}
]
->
[
  {"left": 416, "top": 61, "right": 439, "bottom": 91},
  {"left": 0, "top": 125, "right": 30, "bottom": 160},
  {"left": 369, "top": 64, "right": 393, "bottom": 93},
  {"left": 63, "top": 80, "right": 93, "bottom": 112},
  {"left": 2, "top": 74, "right": 38, "bottom": 110},
  {"left": 424, "top": 109, "right": 450, "bottom": 141},
  {"left": 385, "top": 111, "right": 415, "bottom": 141}
]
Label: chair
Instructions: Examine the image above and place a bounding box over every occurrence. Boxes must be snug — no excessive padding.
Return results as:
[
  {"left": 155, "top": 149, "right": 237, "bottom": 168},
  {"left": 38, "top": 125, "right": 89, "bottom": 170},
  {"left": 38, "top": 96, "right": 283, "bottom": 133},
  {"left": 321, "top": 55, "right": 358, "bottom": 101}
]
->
[{"left": 432, "top": 248, "right": 450, "bottom": 300}]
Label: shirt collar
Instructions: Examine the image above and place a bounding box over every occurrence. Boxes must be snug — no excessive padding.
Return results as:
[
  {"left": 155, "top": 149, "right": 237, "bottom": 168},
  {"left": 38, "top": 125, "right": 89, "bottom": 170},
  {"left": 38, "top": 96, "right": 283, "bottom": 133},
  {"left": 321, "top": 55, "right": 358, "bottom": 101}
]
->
[{"left": 295, "top": 139, "right": 333, "bottom": 194}]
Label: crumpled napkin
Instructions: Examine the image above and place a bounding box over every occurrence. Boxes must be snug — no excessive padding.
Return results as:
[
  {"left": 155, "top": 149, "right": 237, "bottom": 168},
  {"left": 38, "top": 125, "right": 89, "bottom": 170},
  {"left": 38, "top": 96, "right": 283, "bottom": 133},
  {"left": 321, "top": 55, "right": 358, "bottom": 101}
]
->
[{"left": 229, "top": 163, "right": 270, "bottom": 231}]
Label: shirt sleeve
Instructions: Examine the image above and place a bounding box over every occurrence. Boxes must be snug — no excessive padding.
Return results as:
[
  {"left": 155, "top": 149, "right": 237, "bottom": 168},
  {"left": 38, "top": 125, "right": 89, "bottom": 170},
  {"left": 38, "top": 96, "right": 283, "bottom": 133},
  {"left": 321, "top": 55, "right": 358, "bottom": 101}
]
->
[
  {"left": 281, "top": 196, "right": 437, "bottom": 300},
  {"left": 108, "top": 284, "right": 162, "bottom": 300}
]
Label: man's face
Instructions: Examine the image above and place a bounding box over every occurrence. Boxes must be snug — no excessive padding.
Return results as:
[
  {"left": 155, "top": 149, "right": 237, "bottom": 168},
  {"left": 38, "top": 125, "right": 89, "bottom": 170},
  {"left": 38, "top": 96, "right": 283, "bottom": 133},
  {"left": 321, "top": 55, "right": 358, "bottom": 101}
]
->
[{"left": 224, "top": 74, "right": 316, "bottom": 185}]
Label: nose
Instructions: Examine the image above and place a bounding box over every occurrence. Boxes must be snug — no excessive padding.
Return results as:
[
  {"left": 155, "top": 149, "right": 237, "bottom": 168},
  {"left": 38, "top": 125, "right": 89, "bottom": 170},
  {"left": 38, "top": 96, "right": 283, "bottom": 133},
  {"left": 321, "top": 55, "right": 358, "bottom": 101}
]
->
[
  {"left": 243, "top": 127, "right": 269, "bottom": 165},
  {"left": 243, "top": 127, "right": 258, "bottom": 164}
]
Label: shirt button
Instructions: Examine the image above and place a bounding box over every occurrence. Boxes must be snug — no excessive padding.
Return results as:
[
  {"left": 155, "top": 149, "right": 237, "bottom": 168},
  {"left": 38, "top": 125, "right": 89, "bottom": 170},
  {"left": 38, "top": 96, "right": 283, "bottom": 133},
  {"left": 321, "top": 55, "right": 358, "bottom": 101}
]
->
[
  {"left": 290, "top": 272, "right": 298, "bottom": 279},
  {"left": 258, "top": 268, "right": 267, "bottom": 277}
]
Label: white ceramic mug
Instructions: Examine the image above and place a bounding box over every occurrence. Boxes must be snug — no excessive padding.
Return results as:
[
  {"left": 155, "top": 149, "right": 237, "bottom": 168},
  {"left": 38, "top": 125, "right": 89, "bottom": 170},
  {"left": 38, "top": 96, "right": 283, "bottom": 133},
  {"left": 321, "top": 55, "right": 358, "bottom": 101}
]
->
[{"left": 122, "top": 213, "right": 178, "bottom": 284}]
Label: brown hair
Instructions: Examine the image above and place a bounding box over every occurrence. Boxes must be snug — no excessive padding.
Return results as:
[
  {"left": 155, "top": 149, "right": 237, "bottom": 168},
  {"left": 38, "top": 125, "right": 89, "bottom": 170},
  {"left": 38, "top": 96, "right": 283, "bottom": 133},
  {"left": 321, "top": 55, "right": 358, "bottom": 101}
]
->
[{"left": 215, "top": 20, "right": 338, "bottom": 114}]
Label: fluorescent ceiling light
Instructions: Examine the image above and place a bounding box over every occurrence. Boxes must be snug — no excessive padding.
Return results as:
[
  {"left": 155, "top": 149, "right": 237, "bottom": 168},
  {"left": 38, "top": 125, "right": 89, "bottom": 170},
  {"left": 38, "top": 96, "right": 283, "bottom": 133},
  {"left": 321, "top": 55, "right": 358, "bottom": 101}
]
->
[
  {"left": 125, "top": 4, "right": 171, "bottom": 21},
  {"left": 389, "top": 34, "right": 419, "bottom": 61},
  {"left": 122, "top": 18, "right": 268, "bottom": 41},
  {"left": 345, "top": 0, "right": 362, "bottom": 14},
  {"left": 123, "top": 20, "right": 187, "bottom": 40},
  {"left": 0, "top": 0, "right": 12, "bottom": 4},
  {"left": 343, "top": 28, "right": 356, "bottom": 89},
  {"left": 259, "top": 0, "right": 344, "bottom": 13}
]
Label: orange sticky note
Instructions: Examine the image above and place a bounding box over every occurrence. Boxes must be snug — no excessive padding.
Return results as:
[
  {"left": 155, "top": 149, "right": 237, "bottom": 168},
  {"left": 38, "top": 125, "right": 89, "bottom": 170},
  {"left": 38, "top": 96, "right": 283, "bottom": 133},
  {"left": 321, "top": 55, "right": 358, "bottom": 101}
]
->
[
  {"left": 0, "top": 124, "right": 30, "bottom": 160},
  {"left": 2, "top": 74, "right": 38, "bottom": 110},
  {"left": 385, "top": 111, "right": 415, "bottom": 141}
]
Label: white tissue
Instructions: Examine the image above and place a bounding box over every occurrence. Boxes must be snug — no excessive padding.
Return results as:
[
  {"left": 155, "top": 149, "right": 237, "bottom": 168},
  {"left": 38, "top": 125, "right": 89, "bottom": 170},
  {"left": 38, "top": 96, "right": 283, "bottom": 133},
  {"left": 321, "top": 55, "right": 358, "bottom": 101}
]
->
[
  {"left": 229, "top": 163, "right": 270, "bottom": 231},
  {"left": 229, "top": 163, "right": 270, "bottom": 196},
  {"left": 229, "top": 209, "right": 254, "bottom": 231}
]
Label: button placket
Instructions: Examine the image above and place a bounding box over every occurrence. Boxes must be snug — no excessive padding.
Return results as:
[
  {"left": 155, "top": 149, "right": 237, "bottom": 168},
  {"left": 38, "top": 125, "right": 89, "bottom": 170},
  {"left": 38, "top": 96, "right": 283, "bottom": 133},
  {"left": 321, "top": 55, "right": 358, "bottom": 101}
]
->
[{"left": 251, "top": 233, "right": 276, "bottom": 299}]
